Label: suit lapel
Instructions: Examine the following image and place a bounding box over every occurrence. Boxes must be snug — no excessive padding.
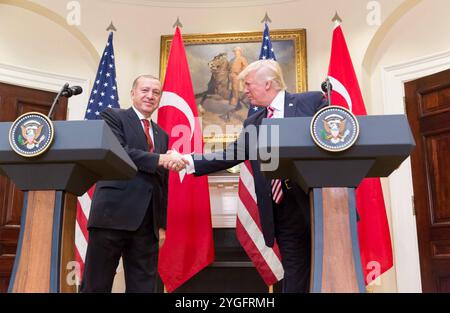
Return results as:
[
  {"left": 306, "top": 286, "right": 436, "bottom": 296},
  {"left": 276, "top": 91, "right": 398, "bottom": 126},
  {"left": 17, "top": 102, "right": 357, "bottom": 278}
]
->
[
  {"left": 126, "top": 108, "right": 148, "bottom": 147},
  {"left": 253, "top": 108, "right": 267, "bottom": 126},
  {"left": 151, "top": 120, "right": 162, "bottom": 153},
  {"left": 284, "top": 92, "right": 297, "bottom": 118}
]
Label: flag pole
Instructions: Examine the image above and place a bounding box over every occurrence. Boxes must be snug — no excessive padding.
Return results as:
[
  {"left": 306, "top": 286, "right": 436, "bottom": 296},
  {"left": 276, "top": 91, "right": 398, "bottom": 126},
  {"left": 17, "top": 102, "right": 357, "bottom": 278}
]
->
[
  {"left": 161, "top": 16, "right": 182, "bottom": 294},
  {"left": 321, "top": 12, "right": 344, "bottom": 106}
]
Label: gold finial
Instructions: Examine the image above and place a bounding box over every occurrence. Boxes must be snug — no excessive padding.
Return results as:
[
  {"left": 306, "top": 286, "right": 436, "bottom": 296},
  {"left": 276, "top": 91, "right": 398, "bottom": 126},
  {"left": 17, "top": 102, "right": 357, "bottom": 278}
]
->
[
  {"left": 260, "top": 12, "right": 272, "bottom": 24},
  {"left": 173, "top": 17, "right": 183, "bottom": 28},
  {"left": 106, "top": 21, "right": 117, "bottom": 32},
  {"left": 332, "top": 11, "right": 342, "bottom": 24}
]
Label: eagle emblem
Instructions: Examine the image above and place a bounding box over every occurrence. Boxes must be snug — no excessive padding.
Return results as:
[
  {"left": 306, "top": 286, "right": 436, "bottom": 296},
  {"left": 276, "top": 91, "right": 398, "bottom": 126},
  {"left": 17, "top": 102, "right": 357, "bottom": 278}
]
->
[
  {"left": 310, "top": 106, "right": 359, "bottom": 152},
  {"left": 322, "top": 114, "right": 350, "bottom": 144},
  {"left": 9, "top": 112, "right": 54, "bottom": 157},
  {"left": 20, "top": 120, "right": 46, "bottom": 149}
]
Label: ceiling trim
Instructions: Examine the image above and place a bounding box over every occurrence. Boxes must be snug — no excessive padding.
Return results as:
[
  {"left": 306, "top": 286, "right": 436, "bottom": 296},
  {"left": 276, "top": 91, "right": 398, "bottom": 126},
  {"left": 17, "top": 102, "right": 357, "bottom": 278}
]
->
[{"left": 105, "top": 0, "right": 298, "bottom": 8}]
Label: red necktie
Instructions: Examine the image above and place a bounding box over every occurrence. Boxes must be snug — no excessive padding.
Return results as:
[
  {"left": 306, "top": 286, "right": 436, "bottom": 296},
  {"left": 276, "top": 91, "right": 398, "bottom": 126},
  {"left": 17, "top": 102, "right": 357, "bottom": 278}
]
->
[
  {"left": 267, "top": 107, "right": 283, "bottom": 204},
  {"left": 141, "top": 119, "right": 154, "bottom": 152}
]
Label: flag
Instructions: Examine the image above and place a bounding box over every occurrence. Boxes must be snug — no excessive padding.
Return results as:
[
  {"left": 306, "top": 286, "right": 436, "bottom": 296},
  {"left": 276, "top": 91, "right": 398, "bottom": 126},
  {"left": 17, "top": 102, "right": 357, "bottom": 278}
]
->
[
  {"left": 157, "top": 27, "right": 214, "bottom": 292},
  {"left": 235, "top": 23, "right": 284, "bottom": 286},
  {"left": 327, "top": 22, "right": 393, "bottom": 284},
  {"left": 259, "top": 23, "right": 277, "bottom": 60},
  {"left": 75, "top": 32, "right": 120, "bottom": 280}
]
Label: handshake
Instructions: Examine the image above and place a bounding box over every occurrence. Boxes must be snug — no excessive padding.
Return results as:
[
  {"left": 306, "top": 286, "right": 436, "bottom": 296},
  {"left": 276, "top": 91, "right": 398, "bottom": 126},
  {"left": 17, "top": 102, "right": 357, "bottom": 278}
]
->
[{"left": 158, "top": 150, "right": 191, "bottom": 172}]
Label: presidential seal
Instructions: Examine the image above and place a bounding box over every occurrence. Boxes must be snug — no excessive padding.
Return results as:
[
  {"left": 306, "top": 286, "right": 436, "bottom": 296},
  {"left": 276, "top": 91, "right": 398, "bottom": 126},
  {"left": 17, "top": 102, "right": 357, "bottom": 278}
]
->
[
  {"left": 310, "top": 106, "right": 359, "bottom": 152},
  {"left": 9, "top": 112, "right": 55, "bottom": 157}
]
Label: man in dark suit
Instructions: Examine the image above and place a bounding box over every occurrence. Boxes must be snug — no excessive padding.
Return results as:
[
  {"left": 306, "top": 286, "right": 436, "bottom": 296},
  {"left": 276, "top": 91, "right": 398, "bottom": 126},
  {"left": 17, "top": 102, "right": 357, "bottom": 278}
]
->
[
  {"left": 180, "top": 60, "right": 326, "bottom": 293},
  {"left": 81, "top": 75, "right": 187, "bottom": 293}
]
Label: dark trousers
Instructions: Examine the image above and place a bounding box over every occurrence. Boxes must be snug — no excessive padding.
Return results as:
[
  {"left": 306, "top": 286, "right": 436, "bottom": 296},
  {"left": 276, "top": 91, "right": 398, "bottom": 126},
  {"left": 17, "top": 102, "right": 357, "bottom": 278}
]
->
[
  {"left": 80, "top": 207, "right": 158, "bottom": 293},
  {"left": 274, "top": 182, "right": 311, "bottom": 293}
]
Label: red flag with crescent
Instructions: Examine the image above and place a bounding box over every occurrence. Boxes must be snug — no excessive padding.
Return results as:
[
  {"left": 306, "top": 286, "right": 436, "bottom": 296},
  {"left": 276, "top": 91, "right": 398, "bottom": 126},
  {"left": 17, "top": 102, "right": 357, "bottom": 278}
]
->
[
  {"left": 328, "top": 23, "right": 393, "bottom": 285},
  {"left": 157, "top": 27, "right": 214, "bottom": 292}
]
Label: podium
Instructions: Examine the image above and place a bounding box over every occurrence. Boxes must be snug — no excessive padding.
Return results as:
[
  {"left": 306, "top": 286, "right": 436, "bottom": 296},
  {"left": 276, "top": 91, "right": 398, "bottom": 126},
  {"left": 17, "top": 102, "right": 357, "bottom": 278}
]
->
[
  {"left": 259, "top": 115, "right": 415, "bottom": 292},
  {"left": 0, "top": 120, "right": 137, "bottom": 293}
]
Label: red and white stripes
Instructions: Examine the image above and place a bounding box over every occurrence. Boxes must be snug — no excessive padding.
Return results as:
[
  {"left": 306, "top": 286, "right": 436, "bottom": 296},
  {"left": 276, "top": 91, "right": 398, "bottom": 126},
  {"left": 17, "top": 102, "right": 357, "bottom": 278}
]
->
[
  {"left": 75, "top": 186, "right": 95, "bottom": 279},
  {"left": 236, "top": 161, "right": 284, "bottom": 285}
]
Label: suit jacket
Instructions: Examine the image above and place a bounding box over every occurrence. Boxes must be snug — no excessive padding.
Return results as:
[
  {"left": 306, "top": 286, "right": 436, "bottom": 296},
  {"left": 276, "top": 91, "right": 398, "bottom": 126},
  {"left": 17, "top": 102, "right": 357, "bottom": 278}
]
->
[
  {"left": 193, "top": 91, "right": 326, "bottom": 247},
  {"left": 87, "top": 107, "right": 169, "bottom": 238}
]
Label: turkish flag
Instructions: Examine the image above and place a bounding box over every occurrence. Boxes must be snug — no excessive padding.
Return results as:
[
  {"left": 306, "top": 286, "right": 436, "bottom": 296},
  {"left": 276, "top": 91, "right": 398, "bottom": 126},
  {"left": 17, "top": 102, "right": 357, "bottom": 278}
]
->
[
  {"left": 157, "top": 27, "right": 214, "bottom": 292},
  {"left": 328, "top": 23, "right": 393, "bottom": 284}
]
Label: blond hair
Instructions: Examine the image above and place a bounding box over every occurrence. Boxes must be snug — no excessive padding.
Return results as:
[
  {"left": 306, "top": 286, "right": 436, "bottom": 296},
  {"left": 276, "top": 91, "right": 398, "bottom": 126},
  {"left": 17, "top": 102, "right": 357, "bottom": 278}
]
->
[{"left": 238, "top": 59, "right": 287, "bottom": 90}]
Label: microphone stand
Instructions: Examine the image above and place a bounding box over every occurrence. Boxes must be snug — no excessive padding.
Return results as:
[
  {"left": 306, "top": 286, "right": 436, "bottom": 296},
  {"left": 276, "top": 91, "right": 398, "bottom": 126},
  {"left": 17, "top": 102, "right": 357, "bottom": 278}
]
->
[
  {"left": 321, "top": 78, "right": 333, "bottom": 107},
  {"left": 48, "top": 83, "right": 69, "bottom": 120},
  {"left": 325, "top": 77, "right": 332, "bottom": 107}
]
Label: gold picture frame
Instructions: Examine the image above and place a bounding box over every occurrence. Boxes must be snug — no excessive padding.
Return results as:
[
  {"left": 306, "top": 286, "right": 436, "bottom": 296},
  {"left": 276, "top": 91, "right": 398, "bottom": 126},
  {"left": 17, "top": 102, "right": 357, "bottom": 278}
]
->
[{"left": 159, "top": 28, "right": 307, "bottom": 146}]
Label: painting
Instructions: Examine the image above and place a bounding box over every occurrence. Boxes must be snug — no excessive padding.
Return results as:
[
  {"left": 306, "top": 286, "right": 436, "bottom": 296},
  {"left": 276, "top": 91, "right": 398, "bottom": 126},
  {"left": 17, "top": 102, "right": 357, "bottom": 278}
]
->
[{"left": 160, "top": 29, "right": 307, "bottom": 147}]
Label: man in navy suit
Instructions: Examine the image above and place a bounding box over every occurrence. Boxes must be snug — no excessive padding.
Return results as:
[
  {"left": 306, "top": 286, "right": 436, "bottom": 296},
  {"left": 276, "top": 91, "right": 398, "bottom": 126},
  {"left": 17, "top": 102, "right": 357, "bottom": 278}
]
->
[
  {"left": 81, "top": 75, "right": 187, "bottom": 292},
  {"left": 181, "top": 60, "right": 326, "bottom": 292}
]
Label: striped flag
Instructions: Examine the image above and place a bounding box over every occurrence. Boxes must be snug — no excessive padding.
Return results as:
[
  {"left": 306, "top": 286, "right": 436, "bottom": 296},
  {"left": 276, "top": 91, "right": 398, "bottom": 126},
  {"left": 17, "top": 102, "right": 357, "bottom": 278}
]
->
[
  {"left": 75, "top": 32, "right": 120, "bottom": 281},
  {"left": 235, "top": 23, "right": 284, "bottom": 286}
]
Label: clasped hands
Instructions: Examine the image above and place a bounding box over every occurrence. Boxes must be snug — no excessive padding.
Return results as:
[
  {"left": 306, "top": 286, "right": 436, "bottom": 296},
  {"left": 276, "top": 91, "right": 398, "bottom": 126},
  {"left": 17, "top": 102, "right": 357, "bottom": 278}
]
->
[{"left": 159, "top": 150, "right": 190, "bottom": 172}]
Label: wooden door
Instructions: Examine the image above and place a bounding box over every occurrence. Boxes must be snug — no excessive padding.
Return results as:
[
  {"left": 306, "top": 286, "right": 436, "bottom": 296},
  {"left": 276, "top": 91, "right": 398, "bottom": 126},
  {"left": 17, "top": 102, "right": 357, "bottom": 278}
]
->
[
  {"left": 0, "top": 82, "right": 67, "bottom": 292},
  {"left": 405, "top": 69, "right": 450, "bottom": 293}
]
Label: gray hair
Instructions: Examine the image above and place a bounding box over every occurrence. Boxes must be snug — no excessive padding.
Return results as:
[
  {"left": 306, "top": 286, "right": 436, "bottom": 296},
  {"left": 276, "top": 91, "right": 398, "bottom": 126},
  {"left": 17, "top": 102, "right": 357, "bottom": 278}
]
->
[
  {"left": 131, "top": 75, "right": 160, "bottom": 90},
  {"left": 238, "top": 59, "right": 287, "bottom": 91}
]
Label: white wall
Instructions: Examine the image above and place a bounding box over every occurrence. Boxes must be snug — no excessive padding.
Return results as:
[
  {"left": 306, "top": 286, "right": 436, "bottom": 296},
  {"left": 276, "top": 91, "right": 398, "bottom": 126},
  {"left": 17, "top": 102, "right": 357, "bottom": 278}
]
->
[
  {"left": 4, "top": 0, "right": 402, "bottom": 118},
  {"left": 3, "top": 0, "right": 449, "bottom": 293},
  {"left": 366, "top": 0, "right": 450, "bottom": 292}
]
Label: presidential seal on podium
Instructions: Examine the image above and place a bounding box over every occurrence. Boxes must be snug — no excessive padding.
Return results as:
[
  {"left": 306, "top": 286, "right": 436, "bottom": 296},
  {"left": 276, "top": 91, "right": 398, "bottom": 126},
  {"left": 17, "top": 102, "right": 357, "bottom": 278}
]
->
[
  {"left": 310, "top": 106, "right": 359, "bottom": 152},
  {"left": 9, "top": 112, "right": 55, "bottom": 157}
]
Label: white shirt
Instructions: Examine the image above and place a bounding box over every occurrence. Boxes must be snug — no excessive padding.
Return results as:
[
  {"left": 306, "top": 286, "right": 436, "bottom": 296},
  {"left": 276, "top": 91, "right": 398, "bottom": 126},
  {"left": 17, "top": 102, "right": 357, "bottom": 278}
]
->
[
  {"left": 132, "top": 105, "right": 155, "bottom": 144},
  {"left": 184, "top": 90, "right": 286, "bottom": 174},
  {"left": 268, "top": 90, "right": 285, "bottom": 118}
]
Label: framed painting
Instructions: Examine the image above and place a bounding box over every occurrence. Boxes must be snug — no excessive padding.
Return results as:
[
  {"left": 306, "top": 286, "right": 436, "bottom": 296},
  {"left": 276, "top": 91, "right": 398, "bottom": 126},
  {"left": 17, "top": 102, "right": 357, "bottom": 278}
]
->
[{"left": 159, "top": 28, "right": 307, "bottom": 147}]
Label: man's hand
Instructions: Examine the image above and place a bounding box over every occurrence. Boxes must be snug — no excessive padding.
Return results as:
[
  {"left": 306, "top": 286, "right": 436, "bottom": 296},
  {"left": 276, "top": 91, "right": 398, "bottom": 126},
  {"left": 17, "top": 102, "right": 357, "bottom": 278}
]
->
[
  {"left": 158, "top": 228, "right": 166, "bottom": 248},
  {"left": 158, "top": 150, "right": 190, "bottom": 172}
]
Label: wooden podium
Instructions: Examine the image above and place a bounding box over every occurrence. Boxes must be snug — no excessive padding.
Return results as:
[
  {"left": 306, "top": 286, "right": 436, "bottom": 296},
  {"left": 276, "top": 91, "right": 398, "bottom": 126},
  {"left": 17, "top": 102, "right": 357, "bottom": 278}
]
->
[
  {"left": 0, "top": 120, "right": 137, "bottom": 293},
  {"left": 259, "top": 115, "right": 415, "bottom": 292}
]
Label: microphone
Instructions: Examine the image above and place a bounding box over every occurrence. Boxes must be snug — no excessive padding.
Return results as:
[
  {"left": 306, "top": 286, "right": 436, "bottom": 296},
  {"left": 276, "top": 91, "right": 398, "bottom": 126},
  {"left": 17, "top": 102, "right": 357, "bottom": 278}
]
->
[
  {"left": 47, "top": 83, "right": 83, "bottom": 120},
  {"left": 61, "top": 85, "right": 83, "bottom": 98},
  {"left": 321, "top": 79, "right": 332, "bottom": 93},
  {"left": 321, "top": 78, "right": 333, "bottom": 106}
]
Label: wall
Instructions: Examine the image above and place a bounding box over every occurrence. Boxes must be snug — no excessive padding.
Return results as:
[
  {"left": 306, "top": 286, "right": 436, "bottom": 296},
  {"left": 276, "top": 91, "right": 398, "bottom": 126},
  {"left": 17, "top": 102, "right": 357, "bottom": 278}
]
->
[
  {"left": 2, "top": 0, "right": 402, "bottom": 117},
  {"left": 365, "top": 0, "right": 450, "bottom": 292},
  {"left": 2, "top": 0, "right": 449, "bottom": 293}
]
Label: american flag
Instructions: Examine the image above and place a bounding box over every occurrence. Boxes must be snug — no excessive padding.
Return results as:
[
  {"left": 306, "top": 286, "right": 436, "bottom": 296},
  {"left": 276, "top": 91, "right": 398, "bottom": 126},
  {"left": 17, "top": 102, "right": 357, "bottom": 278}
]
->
[
  {"left": 75, "top": 32, "right": 120, "bottom": 282},
  {"left": 235, "top": 23, "right": 284, "bottom": 286},
  {"left": 259, "top": 23, "right": 276, "bottom": 60}
]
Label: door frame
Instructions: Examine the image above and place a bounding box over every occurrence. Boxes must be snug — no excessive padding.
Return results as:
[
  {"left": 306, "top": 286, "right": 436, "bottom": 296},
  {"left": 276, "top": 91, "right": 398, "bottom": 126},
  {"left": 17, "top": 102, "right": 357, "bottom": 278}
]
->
[
  {"left": 0, "top": 62, "right": 90, "bottom": 121},
  {"left": 382, "top": 50, "right": 450, "bottom": 292}
]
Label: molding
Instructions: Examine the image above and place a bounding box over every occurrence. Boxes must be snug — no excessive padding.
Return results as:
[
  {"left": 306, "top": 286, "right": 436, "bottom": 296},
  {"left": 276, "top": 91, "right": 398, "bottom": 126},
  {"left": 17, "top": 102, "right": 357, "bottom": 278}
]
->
[
  {"left": 208, "top": 175, "right": 239, "bottom": 228},
  {"left": 106, "top": 0, "right": 296, "bottom": 8},
  {"left": 0, "top": 62, "right": 90, "bottom": 121},
  {"left": 208, "top": 175, "right": 239, "bottom": 185},
  {"left": 212, "top": 214, "right": 236, "bottom": 229},
  {"left": 381, "top": 50, "right": 450, "bottom": 293}
]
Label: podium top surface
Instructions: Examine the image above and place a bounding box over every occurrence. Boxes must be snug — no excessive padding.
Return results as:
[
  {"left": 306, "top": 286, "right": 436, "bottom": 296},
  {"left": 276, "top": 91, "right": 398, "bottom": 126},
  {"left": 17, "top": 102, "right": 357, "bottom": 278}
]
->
[
  {"left": 0, "top": 120, "right": 137, "bottom": 181},
  {"left": 258, "top": 115, "right": 415, "bottom": 185},
  {"left": 260, "top": 115, "right": 415, "bottom": 159}
]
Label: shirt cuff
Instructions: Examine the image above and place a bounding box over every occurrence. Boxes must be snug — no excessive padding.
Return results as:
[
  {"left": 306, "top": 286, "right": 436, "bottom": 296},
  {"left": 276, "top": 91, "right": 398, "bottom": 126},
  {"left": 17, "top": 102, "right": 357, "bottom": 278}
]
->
[{"left": 183, "top": 154, "right": 196, "bottom": 174}]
